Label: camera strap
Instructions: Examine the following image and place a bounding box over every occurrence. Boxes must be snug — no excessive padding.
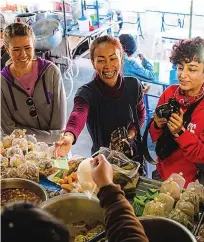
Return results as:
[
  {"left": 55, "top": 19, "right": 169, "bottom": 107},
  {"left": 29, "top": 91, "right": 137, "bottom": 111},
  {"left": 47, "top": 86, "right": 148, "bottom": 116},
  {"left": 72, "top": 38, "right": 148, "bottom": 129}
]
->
[{"left": 142, "top": 96, "right": 204, "bottom": 165}]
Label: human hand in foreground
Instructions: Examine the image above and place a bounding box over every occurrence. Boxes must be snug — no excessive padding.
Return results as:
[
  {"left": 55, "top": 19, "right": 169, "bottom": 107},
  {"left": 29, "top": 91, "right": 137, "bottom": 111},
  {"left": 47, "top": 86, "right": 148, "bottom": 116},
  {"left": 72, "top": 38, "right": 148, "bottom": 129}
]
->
[
  {"left": 54, "top": 132, "right": 74, "bottom": 159},
  {"left": 90, "top": 154, "right": 113, "bottom": 188},
  {"left": 154, "top": 113, "right": 168, "bottom": 129},
  {"left": 167, "top": 108, "right": 184, "bottom": 136}
]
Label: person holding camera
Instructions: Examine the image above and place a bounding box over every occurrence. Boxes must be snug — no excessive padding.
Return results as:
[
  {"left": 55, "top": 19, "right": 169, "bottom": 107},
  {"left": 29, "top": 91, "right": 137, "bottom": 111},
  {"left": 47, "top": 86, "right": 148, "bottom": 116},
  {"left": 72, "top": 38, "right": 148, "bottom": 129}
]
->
[{"left": 149, "top": 37, "right": 204, "bottom": 186}]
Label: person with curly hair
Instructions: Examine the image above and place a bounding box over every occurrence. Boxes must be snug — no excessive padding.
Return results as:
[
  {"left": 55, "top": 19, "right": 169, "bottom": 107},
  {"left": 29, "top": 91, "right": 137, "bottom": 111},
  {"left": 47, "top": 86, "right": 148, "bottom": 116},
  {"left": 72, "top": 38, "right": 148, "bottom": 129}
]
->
[{"left": 149, "top": 37, "right": 204, "bottom": 186}]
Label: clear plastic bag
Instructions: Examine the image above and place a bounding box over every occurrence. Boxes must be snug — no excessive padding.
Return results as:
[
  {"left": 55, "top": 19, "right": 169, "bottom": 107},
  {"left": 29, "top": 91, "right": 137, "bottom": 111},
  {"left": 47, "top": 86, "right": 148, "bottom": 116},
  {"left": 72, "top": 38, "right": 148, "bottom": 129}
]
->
[
  {"left": 6, "top": 145, "right": 23, "bottom": 157},
  {"left": 17, "top": 161, "right": 39, "bottom": 182},
  {"left": 168, "top": 173, "right": 186, "bottom": 190},
  {"left": 26, "top": 134, "right": 37, "bottom": 144},
  {"left": 93, "top": 147, "right": 140, "bottom": 171},
  {"left": 11, "top": 129, "right": 26, "bottom": 138},
  {"left": 157, "top": 192, "right": 175, "bottom": 215},
  {"left": 2, "top": 135, "right": 14, "bottom": 148},
  {"left": 0, "top": 155, "right": 9, "bottom": 168},
  {"left": 12, "top": 138, "right": 28, "bottom": 153},
  {"left": 33, "top": 142, "right": 49, "bottom": 153},
  {"left": 77, "top": 158, "right": 96, "bottom": 199},
  {"left": 175, "top": 200, "right": 195, "bottom": 223},
  {"left": 187, "top": 181, "right": 204, "bottom": 202},
  {"left": 168, "top": 208, "right": 188, "bottom": 227},
  {"left": 143, "top": 198, "right": 165, "bottom": 217},
  {"left": 180, "top": 189, "right": 200, "bottom": 214},
  {"left": 160, "top": 178, "right": 181, "bottom": 201},
  {"left": 10, "top": 154, "right": 25, "bottom": 167}
]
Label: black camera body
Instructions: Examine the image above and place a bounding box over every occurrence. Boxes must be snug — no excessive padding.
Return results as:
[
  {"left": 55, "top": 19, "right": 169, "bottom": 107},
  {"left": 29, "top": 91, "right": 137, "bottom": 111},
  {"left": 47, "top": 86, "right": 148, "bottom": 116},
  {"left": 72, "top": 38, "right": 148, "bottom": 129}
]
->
[{"left": 155, "top": 98, "right": 180, "bottom": 119}]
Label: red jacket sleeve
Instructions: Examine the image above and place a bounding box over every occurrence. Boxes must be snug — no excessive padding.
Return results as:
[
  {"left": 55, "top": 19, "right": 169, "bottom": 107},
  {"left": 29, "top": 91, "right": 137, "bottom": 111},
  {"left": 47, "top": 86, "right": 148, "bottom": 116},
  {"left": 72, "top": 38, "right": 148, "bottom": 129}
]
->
[
  {"left": 65, "top": 97, "right": 89, "bottom": 143},
  {"left": 175, "top": 130, "right": 204, "bottom": 164},
  {"left": 98, "top": 184, "right": 149, "bottom": 242}
]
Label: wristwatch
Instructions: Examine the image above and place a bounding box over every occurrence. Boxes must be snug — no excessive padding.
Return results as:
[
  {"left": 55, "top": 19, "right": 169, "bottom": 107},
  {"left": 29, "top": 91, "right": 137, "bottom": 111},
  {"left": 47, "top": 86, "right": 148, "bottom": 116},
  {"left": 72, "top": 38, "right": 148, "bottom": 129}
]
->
[
  {"left": 174, "top": 128, "right": 185, "bottom": 138},
  {"left": 177, "top": 129, "right": 184, "bottom": 136}
]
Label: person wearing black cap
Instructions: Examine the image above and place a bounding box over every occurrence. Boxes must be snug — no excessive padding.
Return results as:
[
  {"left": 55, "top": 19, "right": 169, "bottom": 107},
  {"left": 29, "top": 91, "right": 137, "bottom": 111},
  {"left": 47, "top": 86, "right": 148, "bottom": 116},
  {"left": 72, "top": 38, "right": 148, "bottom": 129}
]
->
[{"left": 119, "top": 34, "right": 154, "bottom": 92}]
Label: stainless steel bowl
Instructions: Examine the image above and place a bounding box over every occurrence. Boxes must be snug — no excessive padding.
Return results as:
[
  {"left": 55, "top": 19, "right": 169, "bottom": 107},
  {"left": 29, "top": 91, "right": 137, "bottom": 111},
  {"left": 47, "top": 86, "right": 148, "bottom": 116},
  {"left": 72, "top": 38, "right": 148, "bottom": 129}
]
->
[
  {"left": 40, "top": 193, "right": 104, "bottom": 224},
  {"left": 1, "top": 178, "right": 48, "bottom": 202},
  {"left": 139, "top": 216, "right": 197, "bottom": 242}
]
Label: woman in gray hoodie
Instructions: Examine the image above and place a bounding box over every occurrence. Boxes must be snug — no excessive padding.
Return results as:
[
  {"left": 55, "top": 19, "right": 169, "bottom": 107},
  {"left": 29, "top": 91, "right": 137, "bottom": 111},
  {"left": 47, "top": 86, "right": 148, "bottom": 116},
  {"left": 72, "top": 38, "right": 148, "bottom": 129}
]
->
[{"left": 1, "top": 22, "right": 66, "bottom": 144}]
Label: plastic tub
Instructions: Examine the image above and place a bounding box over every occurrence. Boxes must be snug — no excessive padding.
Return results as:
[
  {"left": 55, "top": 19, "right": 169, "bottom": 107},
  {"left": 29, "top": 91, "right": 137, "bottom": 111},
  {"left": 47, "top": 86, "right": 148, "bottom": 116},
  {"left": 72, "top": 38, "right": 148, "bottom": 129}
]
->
[{"left": 77, "top": 16, "right": 89, "bottom": 33}]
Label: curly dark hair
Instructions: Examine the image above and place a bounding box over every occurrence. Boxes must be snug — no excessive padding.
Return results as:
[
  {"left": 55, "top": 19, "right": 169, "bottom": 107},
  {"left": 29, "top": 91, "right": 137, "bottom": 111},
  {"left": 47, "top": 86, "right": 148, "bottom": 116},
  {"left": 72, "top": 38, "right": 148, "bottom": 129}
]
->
[{"left": 170, "top": 37, "right": 204, "bottom": 65}]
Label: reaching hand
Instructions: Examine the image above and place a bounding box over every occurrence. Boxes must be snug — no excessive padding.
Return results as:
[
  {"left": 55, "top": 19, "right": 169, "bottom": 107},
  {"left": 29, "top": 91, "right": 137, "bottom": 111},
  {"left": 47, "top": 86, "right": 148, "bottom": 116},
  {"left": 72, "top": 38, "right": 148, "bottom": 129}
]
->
[
  {"left": 167, "top": 109, "right": 184, "bottom": 136},
  {"left": 154, "top": 113, "right": 168, "bottom": 129},
  {"left": 54, "top": 132, "right": 74, "bottom": 159},
  {"left": 90, "top": 154, "right": 113, "bottom": 188}
]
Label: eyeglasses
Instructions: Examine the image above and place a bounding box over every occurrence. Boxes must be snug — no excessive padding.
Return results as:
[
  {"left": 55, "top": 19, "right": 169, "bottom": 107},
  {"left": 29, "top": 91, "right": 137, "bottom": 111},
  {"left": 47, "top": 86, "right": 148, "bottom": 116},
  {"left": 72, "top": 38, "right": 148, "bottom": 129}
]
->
[{"left": 26, "top": 97, "right": 38, "bottom": 118}]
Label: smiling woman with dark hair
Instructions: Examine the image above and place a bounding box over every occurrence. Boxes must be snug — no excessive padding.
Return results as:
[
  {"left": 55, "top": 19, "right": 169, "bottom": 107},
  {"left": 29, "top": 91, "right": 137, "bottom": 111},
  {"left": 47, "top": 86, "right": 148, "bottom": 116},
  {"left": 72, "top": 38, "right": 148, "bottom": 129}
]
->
[
  {"left": 54, "top": 35, "right": 146, "bottom": 174},
  {"left": 149, "top": 37, "right": 204, "bottom": 186}
]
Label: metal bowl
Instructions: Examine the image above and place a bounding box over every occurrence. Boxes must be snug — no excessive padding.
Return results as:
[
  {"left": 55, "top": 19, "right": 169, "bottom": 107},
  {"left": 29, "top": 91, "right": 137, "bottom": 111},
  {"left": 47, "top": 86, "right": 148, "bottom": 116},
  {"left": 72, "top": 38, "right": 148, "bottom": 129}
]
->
[
  {"left": 139, "top": 216, "right": 197, "bottom": 242},
  {"left": 32, "top": 18, "right": 62, "bottom": 51},
  {"left": 40, "top": 193, "right": 104, "bottom": 224},
  {"left": 1, "top": 178, "right": 48, "bottom": 203}
]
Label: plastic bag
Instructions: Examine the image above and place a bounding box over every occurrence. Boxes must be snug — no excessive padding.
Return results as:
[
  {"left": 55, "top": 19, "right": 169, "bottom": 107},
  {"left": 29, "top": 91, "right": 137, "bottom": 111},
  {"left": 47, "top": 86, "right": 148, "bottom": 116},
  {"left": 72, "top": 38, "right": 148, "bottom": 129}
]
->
[
  {"left": 0, "top": 155, "right": 9, "bottom": 168},
  {"left": 33, "top": 142, "right": 49, "bottom": 153},
  {"left": 10, "top": 154, "right": 25, "bottom": 167},
  {"left": 157, "top": 192, "right": 175, "bottom": 215},
  {"left": 26, "top": 134, "right": 37, "bottom": 144},
  {"left": 168, "top": 173, "right": 186, "bottom": 190},
  {"left": 6, "top": 145, "right": 24, "bottom": 157},
  {"left": 175, "top": 200, "right": 195, "bottom": 223},
  {"left": 2, "top": 135, "right": 13, "bottom": 148},
  {"left": 143, "top": 198, "right": 165, "bottom": 216},
  {"left": 187, "top": 181, "right": 204, "bottom": 202},
  {"left": 77, "top": 158, "right": 96, "bottom": 199},
  {"left": 168, "top": 208, "right": 188, "bottom": 227},
  {"left": 180, "top": 189, "right": 200, "bottom": 214},
  {"left": 11, "top": 129, "right": 26, "bottom": 138},
  {"left": 17, "top": 161, "right": 39, "bottom": 182},
  {"left": 160, "top": 178, "right": 181, "bottom": 201},
  {"left": 12, "top": 138, "right": 28, "bottom": 153},
  {"left": 0, "top": 141, "right": 6, "bottom": 155},
  {"left": 93, "top": 147, "right": 139, "bottom": 170}
]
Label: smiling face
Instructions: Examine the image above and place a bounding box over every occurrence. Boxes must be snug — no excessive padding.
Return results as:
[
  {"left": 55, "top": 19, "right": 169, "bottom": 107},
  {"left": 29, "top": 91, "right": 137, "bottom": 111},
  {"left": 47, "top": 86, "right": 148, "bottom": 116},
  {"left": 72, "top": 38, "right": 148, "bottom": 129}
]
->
[
  {"left": 92, "top": 42, "right": 122, "bottom": 87},
  {"left": 177, "top": 57, "right": 204, "bottom": 96},
  {"left": 6, "top": 35, "right": 34, "bottom": 69}
]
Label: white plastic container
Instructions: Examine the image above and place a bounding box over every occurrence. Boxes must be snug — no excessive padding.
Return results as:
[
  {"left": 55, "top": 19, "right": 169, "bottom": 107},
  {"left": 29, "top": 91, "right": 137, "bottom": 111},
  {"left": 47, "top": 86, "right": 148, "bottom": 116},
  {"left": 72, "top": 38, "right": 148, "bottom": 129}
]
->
[{"left": 77, "top": 16, "right": 89, "bottom": 33}]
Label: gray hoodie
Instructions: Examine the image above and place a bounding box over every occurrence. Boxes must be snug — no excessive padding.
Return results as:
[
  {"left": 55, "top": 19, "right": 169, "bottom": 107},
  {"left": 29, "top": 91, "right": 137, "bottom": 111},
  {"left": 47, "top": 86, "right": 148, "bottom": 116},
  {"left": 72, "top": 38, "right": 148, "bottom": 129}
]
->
[{"left": 1, "top": 58, "right": 67, "bottom": 144}]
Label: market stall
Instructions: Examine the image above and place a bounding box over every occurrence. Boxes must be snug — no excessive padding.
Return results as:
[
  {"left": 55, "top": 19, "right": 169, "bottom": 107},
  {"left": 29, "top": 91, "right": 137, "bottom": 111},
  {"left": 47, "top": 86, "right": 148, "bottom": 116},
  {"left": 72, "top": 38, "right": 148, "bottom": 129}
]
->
[{"left": 1, "top": 129, "right": 204, "bottom": 241}]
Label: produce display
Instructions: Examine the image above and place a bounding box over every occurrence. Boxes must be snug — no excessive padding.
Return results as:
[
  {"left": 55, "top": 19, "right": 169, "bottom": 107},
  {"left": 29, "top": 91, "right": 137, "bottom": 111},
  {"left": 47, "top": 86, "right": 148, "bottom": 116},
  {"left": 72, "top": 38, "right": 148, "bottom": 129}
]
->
[
  {"left": 1, "top": 129, "right": 58, "bottom": 181},
  {"left": 132, "top": 173, "right": 204, "bottom": 235}
]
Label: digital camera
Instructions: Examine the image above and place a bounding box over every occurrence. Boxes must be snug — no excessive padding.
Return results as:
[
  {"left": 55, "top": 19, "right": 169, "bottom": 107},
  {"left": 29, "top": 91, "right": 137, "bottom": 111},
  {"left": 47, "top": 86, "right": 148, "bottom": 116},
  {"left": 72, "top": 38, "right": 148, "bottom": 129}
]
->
[{"left": 155, "top": 98, "right": 180, "bottom": 119}]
